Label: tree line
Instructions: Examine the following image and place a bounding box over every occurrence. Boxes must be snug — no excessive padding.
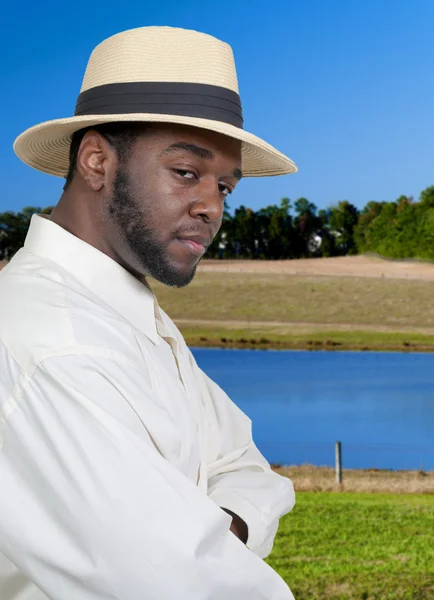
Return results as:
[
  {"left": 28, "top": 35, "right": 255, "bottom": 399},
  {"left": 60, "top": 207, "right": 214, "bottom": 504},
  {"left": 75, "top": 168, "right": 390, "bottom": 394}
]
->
[{"left": 2, "top": 186, "right": 434, "bottom": 261}]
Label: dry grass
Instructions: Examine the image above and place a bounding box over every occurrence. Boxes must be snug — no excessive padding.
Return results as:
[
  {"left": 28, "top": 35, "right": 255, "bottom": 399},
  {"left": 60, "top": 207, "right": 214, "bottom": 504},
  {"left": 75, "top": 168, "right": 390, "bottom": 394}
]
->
[
  {"left": 153, "top": 272, "right": 434, "bottom": 329},
  {"left": 273, "top": 465, "right": 434, "bottom": 494}
]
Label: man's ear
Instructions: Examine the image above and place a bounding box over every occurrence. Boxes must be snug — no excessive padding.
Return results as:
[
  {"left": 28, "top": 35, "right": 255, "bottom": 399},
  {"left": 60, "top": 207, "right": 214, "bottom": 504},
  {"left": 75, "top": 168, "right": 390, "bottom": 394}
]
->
[{"left": 76, "top": 130, "right": 117, "bottom": 192}]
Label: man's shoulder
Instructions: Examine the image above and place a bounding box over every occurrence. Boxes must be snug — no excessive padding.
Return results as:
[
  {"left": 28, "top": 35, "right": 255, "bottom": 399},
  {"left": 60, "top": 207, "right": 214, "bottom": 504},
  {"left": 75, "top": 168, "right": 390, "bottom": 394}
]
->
[{"left": 0, "top": 252, "right": 139, "bottom": 374}]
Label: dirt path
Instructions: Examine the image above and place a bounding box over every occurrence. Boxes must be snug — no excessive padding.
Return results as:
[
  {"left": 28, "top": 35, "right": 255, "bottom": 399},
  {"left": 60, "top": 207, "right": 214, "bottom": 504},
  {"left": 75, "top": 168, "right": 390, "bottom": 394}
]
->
[{"left": 199, "top": 255, "right": 434, "bottom": 281}]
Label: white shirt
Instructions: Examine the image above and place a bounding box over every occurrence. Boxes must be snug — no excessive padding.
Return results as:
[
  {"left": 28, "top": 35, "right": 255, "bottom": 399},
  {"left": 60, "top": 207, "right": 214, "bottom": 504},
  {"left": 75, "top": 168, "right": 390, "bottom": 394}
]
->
[{"left": 0, "top": 215, "right": 295, "bottom": 600}]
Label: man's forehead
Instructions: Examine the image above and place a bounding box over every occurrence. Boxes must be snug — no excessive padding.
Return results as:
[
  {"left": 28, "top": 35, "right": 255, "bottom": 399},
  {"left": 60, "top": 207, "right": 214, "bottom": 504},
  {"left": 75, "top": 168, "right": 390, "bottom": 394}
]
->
[{"left": 145, "top": 123, "right": 242, "bottom": 155}]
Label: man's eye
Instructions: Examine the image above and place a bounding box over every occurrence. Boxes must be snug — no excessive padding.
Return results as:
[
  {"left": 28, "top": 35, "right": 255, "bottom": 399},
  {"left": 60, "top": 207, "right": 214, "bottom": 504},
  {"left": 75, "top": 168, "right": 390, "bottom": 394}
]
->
[
  {"left": 219, "top": 183, "right": 232, "bottom": 196},
  {"left": 174, "top": 169, "right": 196, "bottom": 179}
]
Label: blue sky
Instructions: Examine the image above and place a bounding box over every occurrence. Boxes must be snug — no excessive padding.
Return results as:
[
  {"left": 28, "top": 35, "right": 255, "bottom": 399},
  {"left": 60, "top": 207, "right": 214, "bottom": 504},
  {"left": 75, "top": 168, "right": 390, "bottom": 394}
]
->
[{"left": 2, "top": 0, "right": 434, "bottom": 214}]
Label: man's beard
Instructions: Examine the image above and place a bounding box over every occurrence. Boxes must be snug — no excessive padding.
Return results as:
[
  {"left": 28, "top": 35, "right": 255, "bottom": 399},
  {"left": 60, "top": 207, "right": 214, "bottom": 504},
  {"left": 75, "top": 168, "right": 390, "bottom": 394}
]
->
[{"left": 107, "top": 168, "right": 197, "bottom": 288}]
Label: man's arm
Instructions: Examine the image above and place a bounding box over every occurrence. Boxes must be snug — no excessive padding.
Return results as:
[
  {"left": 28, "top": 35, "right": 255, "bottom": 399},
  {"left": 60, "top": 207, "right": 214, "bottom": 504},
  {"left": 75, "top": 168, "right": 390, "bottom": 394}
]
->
[
  {"left": 222, "top": 508, "right": 249, "bottom": 544},
  {"left": 188, "top": 350, "right": 296, "bottom": 559},
  {"left": 0, "top": 352, "right": 294, "bottom": 599}
]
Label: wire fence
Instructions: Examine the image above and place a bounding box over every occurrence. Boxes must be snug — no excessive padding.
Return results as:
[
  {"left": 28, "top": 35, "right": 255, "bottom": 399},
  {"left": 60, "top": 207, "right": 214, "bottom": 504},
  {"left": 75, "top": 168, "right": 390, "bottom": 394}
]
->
[{"left": 256, "top": 440, "right": 434, "bottom": 475}]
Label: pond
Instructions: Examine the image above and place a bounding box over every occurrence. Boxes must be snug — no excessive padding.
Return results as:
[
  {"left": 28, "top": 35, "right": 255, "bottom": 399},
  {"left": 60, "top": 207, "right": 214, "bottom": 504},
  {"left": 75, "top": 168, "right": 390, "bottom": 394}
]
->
[{"left": 192, "top": 348, "right": 434, "bottom": 470}]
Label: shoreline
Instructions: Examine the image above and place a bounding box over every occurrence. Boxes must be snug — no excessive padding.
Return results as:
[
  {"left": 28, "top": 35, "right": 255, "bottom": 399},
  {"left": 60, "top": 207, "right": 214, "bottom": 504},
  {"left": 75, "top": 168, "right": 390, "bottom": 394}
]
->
[{"left": 184, "top": 335, "right": 434, "bottom": 353}]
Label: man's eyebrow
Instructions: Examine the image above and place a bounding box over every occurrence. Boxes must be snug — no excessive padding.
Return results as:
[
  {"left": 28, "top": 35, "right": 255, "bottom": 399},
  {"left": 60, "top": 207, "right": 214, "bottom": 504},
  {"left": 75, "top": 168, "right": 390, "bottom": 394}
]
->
[
  {"left": 232, "top": 167, "right": 243, "bottom": 180},
  {"left": 161, "top": 141, "right": 242, "bottom": 179},
  {"left": 160, "top": 142, "right": 214, "bottom": 160}
]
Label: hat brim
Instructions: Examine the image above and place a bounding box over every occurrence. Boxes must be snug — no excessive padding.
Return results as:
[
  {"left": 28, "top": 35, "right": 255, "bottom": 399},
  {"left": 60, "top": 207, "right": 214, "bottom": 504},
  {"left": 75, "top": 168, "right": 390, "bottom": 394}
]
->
[{"left": 13, "top": 113, "right": 297, "bottom": 178}]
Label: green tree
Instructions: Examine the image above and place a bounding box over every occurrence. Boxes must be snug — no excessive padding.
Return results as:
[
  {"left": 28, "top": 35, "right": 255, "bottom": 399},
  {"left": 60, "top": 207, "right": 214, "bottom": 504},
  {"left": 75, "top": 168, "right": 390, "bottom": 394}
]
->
[
  {"left": 257, "top": 198, "right": 295, "bottom": 259},
  {"left": 293, "top": 197, "right": 319, "bottom": 257},
  {"left": 328, "top": 201, "right": 359, "bottom": 255},
  {"left": 354, "top": 201, "right": 384, "bottom": 253},
  {"left": 419, "top": 186, "right": 434, "bottom": 209}
]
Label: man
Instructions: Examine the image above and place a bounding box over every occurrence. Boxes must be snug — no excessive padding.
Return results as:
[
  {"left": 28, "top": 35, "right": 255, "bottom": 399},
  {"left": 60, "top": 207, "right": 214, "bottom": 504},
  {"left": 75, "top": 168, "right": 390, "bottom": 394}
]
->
[{"left": 0, "top": 26, "right": 298, "bottom": 599}]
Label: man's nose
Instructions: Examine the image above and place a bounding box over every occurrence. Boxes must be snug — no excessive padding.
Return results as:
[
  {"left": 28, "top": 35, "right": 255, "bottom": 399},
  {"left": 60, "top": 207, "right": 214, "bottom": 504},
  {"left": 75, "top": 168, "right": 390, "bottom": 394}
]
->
[{"left": 189, "top": 179, "right": 224, "bottom": 223}]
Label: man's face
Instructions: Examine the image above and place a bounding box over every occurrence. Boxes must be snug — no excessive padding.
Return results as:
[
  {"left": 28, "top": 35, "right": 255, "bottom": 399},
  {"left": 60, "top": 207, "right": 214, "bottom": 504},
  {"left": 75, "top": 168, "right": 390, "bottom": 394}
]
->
[{"left": 106, "top": 124, "right": 242, "bottom": 287}]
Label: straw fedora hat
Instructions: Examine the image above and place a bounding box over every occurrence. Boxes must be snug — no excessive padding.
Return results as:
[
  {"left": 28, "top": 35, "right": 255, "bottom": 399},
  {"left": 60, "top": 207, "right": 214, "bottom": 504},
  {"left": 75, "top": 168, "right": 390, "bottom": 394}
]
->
[{"left": 14, "top": 26, "right": 297, "bottom": 178}]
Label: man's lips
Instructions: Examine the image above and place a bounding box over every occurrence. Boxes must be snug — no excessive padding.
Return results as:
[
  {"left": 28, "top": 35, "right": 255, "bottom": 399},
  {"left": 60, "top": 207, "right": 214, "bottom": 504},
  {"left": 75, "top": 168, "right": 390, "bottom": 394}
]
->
[{"left": 177, "top": 235, "right": 210, "bottom": 257}]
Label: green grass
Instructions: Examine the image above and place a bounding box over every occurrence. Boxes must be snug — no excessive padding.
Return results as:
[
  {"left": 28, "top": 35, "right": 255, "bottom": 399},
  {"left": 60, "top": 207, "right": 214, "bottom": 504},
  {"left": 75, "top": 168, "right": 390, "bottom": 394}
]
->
[{"left": 268, "top": 492, "right": 434, "bottom": 599}]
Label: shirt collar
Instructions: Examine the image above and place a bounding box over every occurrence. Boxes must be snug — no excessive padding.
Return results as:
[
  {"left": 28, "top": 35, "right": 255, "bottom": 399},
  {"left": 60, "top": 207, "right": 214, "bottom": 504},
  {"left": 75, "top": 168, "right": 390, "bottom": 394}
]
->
[{"left": 23, "top": 215, "right": 159, "bottom": 344}]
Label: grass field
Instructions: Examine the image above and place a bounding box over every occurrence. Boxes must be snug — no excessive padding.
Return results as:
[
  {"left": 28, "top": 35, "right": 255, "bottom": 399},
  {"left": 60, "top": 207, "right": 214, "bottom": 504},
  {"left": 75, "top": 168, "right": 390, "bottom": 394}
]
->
[
  {"left": 269, "top": 492, "right": 434, "bottom": 599},
  {"left": 153, "top": 273, "right": 434, "bottom": 325},
  {"left": 152, "top": 270, "right": 434, "bottom": 351}
]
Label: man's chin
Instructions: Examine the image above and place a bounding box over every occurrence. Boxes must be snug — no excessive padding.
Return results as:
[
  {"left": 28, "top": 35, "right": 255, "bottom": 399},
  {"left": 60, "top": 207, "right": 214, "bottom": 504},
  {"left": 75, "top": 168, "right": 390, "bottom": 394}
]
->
[
  {"left": 149, "top": 262, "right": 197, "bottom": 288},
  {"left": 170, "top": 265, "right": 197, "bottom": 288}
]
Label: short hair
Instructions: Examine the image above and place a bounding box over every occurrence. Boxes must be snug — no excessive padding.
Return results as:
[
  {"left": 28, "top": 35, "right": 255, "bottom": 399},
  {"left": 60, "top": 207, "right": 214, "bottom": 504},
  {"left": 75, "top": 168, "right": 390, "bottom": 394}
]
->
[{"left": 63, "top": 122, "right": 148, "bottom": 190}]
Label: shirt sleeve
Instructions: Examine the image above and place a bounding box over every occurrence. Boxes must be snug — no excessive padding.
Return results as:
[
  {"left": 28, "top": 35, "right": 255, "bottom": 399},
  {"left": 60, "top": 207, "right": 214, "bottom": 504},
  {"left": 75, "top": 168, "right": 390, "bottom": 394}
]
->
[
  {"left": 187, "top": 351, "right": 296, "bottom": 559},
  {"left": 0, "top": 351, "right": 294, "bottom": 600}
]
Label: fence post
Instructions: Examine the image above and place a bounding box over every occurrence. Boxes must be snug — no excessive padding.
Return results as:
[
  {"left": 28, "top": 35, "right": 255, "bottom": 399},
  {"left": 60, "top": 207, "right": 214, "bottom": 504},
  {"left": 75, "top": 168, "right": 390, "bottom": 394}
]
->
[{"left": 335, "top": 441, "right": 343, "bottom": 484}]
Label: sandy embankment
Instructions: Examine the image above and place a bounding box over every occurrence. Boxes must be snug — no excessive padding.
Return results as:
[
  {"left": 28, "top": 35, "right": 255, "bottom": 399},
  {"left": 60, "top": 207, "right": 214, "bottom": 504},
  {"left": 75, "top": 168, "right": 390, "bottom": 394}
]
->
[{"left": 199, "top": 255, "right": 434, "bottom": 281}]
